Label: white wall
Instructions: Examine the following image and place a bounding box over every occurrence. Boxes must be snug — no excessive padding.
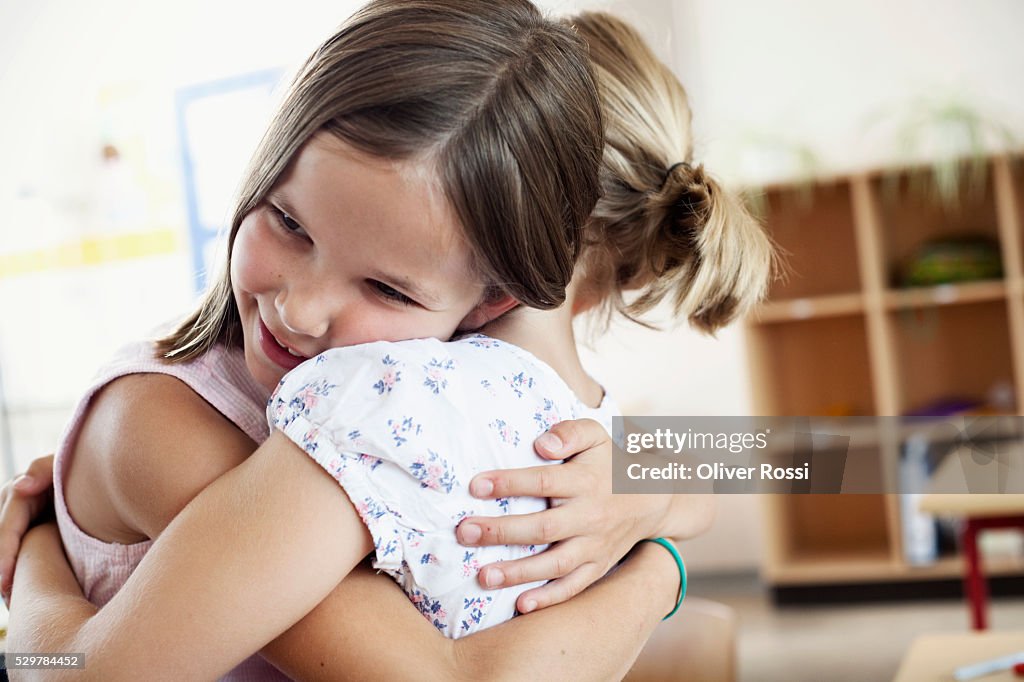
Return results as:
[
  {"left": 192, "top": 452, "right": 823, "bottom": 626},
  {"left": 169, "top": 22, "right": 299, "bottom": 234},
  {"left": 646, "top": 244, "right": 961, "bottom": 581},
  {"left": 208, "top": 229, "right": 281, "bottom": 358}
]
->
[{"left": 670, "top": 0, "right": 1024, "bottom": 184}]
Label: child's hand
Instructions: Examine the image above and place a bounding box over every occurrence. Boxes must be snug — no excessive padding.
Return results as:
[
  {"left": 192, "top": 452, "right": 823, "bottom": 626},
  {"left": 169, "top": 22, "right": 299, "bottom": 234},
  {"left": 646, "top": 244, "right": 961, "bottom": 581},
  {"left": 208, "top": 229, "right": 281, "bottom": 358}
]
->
[
  {"left": 456, "top": 419, "right": 704, "bottom": 613},
  {"left": 0, "top": 454, "right": 56, "bottom": 605}
]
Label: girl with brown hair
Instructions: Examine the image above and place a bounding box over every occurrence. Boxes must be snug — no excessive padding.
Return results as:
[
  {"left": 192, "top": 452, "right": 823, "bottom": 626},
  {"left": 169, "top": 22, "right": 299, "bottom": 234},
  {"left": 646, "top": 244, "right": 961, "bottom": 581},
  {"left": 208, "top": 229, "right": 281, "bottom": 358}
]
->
[{"left": 5, "top": 5, "right": 771, "bottom": 680}]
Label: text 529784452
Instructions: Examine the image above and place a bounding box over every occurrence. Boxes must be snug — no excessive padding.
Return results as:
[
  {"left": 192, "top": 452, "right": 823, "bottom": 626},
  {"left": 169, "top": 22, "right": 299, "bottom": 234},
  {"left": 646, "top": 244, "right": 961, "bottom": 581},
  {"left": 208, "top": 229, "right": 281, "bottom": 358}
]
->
[{"left": 4, "top": 653, "right": 85, "bottom": 669}]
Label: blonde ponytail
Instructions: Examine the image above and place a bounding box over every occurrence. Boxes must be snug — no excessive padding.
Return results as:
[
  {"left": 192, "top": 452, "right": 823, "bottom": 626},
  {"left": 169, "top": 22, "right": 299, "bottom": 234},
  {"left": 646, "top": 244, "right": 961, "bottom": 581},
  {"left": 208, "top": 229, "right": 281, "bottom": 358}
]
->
[{"left": 570, "top": 11, "right": 774, "bottom": 334}]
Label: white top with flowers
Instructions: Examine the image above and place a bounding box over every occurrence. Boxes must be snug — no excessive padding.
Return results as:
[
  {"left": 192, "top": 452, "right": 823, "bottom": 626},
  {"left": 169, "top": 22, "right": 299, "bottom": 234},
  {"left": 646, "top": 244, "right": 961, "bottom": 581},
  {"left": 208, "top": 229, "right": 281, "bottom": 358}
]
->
[{"left": 267, "top": 333, "right": 617, "bottom": 638}]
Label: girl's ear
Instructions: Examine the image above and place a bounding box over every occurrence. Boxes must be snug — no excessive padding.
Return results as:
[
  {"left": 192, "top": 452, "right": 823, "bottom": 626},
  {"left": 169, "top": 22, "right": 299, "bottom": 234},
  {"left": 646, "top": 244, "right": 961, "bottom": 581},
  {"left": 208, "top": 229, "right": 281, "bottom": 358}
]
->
[{"left": 457, "top": 294, "right": 519, "bottom": 332}]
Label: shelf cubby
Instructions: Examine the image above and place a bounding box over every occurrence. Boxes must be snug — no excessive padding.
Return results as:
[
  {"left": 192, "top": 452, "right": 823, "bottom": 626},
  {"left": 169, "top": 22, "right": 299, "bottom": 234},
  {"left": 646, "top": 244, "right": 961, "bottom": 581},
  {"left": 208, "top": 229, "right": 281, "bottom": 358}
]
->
[
  {"left": 748, "top": 314, "right": 875, "bottom": 417},
  {"left": 890, "top": 300, "right": 1015, "bottom": 415},
  {"left": 872, "top": 162, "right": 1003, "bottom": 289},
  {"left": 762, "top": 181, "right": 862, "bottom": 301},
  {"left": 750, "top": 152, "right": 1024, "bottom": 592}
]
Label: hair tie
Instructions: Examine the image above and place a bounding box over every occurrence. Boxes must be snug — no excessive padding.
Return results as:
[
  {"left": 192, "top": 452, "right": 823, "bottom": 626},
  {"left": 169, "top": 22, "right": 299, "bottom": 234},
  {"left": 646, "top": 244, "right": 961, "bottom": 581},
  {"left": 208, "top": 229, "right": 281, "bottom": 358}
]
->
[{"left": 662, "top": 161, "right": 692, "bottom": 187}]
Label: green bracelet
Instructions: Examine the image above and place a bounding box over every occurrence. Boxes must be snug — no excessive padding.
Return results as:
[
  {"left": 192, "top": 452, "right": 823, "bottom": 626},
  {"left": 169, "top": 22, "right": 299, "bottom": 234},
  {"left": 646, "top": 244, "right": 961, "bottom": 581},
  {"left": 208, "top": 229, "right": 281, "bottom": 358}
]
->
[{"left": 642, "top": 538, "right": 687, "bottom": 620}]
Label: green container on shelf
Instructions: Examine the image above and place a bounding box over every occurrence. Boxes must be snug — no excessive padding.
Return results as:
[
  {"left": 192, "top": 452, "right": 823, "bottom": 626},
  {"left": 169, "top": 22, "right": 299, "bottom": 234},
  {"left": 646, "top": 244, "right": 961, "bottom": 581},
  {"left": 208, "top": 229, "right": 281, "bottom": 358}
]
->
[{"left": 900, "top": 235, "right": 1003, "bottom": 287}]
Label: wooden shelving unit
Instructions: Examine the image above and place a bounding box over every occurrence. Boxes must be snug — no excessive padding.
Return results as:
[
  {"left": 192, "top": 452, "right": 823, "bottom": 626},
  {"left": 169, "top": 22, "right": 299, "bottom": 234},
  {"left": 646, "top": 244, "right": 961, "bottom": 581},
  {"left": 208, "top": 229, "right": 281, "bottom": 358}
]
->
[{"left": 748, "top": 154, "right": 1024, "bottom": 593}]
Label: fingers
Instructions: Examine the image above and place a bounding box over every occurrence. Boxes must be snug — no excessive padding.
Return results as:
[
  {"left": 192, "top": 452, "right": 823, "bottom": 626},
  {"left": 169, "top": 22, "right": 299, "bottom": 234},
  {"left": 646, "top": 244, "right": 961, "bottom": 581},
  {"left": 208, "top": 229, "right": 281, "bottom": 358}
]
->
[
  {"left": 457, "top": 506, "right": 572, "bottom": 547},
  {"left": 14, "top": 455, "right": 56, "bottom": 495},
  {"left": 468, "top": 463, "right": 580, "bottom": 501},
  {"left": 514, "top": 562, "right": 604, "bottom": 613},
  {"left": 532, "top": 418, "right": 609, "bottom": 461},
  {"left": 0, "top": 490, "right": 35, "bottom": 601},
  {"left": 0, "top": 456, "right": 56, "bottom": 604},
  {"left": 475, "top": 538, "right": 590, "bottom": 590}
]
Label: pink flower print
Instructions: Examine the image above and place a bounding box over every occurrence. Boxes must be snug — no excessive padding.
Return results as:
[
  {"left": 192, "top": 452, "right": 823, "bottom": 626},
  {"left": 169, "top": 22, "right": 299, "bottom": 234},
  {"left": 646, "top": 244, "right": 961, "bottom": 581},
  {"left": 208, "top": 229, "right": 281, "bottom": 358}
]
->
[
  {"left": 387, "top": 416, "right": 422, "bottom": 447},
  {"left": 504, "top": 371, "right": 535, "bottom": 398},
  {"left": 372, "top": 355, "right": 402, "bottom": 395},
  {"left": 533, "top": 398, "right": 560, "bottom": 432},
  {"left": 423, "top": 357, "right": 456, "bottom": 394},
  {"left": 325, "top": 456, "right": 344, "bottom": 478},
  {"left": 376, "top": 537, "right": 399, "bottom": 558},
  {"left": 296, "top": 386, "right": 321, "bottom": 409},
  {"left": 461, "top": 595, "right": 493, "bottom": 632},
  {"left": 355, "top": 497, "right": 388, "bottom": 525},
  {"left": 404, "top": 529, "right": 424, "bottom": 548},
  {"left": 410, "top": 450, "right": 458, "bottom": 493},
  {"left": 489, "top": 419, "right": 521, "bottom": 447},
  {"left": 356, "top": 453, "right": 383, "bottom": 471},
  {"left": 408, "top": 589, "right": 448, "bottom": 633},
  {"left": 461, "top": 550, "right": 481, "bottom": 577},
  {"left": 302, "top": 426, "right": 320, "bottom": 452},
  {"left": 468, "top": 335, "right": 499, "bottom": 349},
  {"left": 273, "top": 378, "right": 337, "bottom": 429}
]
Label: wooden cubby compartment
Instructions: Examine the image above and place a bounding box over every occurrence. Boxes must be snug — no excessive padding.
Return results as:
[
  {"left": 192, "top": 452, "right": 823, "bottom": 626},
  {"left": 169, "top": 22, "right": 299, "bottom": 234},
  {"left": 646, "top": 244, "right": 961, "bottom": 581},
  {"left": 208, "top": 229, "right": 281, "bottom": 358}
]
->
[
  {"left": 749, "top": 152, "right": 1024, "bottom": 593},
  {"left": 762, "top": 182, "right": 862, "bottom": 300},
  {"left": 891, "top": 301, "right": 1016, "bottom": 415},
  {"left": 873, "top": 162, "right": 1003, "bottom": 289},
  {"left": 747, "top": 314, "right": 874, "bottom": 417}
]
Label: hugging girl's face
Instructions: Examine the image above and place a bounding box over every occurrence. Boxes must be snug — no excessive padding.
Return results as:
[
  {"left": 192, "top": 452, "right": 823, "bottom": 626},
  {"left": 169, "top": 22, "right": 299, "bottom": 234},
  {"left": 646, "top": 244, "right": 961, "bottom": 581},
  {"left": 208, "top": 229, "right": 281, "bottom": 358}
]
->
[{"left": 231, "top": 132, "right": 489, "bottom": 392}]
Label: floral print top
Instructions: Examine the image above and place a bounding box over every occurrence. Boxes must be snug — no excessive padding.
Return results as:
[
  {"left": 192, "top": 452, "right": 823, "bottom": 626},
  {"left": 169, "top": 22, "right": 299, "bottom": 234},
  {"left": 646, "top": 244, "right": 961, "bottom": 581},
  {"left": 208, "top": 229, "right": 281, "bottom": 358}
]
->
[{"left": 268, "top": 334, "right": 617, "bottom": 638}]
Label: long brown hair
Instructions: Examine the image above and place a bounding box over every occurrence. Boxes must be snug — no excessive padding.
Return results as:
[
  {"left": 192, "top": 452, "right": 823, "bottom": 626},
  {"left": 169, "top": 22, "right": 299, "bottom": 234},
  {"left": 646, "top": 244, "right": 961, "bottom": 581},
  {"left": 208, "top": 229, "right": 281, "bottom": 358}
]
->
[
  {"left": 158, "top": 0, "right": 603, "bottom": 361},
  {"left": 570, "top": 11, "right": 774, "bottom": 334}
]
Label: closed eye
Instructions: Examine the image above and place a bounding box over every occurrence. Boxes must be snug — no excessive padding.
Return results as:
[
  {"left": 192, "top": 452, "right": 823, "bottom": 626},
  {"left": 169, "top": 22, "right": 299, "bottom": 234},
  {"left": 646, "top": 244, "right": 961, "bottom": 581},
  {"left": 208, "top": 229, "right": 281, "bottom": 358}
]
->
[{"left": 371, "top": 280, "right": 415, "bottom": 306}]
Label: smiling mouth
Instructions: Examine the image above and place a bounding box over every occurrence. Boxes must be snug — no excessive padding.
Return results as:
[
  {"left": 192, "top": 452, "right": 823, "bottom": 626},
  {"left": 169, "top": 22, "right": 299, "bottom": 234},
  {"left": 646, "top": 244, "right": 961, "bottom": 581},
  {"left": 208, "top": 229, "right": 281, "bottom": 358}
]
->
[
  {"left": 257, "top": 317, "right": 310, "bottom": 370},
  {"left": 277, "top": 337, "right": 305, "bottom": 357}
]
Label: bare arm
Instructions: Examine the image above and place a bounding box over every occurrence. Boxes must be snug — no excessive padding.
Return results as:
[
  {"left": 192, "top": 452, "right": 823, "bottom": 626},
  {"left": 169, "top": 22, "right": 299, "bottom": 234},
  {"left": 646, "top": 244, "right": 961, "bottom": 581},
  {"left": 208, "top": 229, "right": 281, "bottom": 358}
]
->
[
  {"left": 7, "top": 406, "right": 692, "bottom": 680},
  {"left": 13, "top": 523, "right": 679, "bottom": 682},
  {"left": 261, "top": 541, "right": 680, "bottom": 682},
  {"left": 10, "top": 431, "right": 373, "bottom": 681}
]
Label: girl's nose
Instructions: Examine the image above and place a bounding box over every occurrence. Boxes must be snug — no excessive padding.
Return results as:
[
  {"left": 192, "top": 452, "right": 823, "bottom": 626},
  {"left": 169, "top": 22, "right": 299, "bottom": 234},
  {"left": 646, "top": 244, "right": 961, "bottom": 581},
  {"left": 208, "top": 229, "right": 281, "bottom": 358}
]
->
[{"left": 274, "top": 288, "right": 333, "bottom": 340}]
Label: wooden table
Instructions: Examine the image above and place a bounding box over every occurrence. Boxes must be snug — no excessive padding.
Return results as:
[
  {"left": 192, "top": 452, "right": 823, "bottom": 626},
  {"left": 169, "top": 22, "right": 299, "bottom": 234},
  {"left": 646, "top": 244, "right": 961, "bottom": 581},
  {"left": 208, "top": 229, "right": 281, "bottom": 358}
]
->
[
  {"left": 895, "top": 632, "right": 1024, "bottom": 681},
  {"left": 919, "top": 494, "right": 1024, "bottom": 630}
]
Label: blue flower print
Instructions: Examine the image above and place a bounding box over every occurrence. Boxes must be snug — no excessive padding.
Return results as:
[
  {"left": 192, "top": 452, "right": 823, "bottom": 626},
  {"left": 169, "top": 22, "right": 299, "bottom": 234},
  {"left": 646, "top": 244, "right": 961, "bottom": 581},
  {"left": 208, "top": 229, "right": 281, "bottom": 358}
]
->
[
  {"left": 323, "top": 455, "right": 348, "bottom": 481},
  {"left": 461, "top": 595, "right": 493, "bottom": 632},
  {"left": 354, "top": 497, "right": 389, "bottom": 523},
  {"left": 461, "top": 550, "right": 480, "bottom": 577},
  {"left": 372, "top": 354, "right": 402, "bottom": 395},
  {"left": 423, "top": 357, "right": 456, "bottom": 394},
  {"left": 479, "top": 379, "right": 497, "bottom": 397},
  {"left": 409, "top": 450, "right": 458, "bottom": 493},
  {"left": 387, "top": 416, "right": 422, "bottom": 447},
  {"left": 496, "top": 497, "right": 511, "bottom": 514},
  {"left": 533, "top": 398, "right": 560, "bottom": 432},
  {"left": 301, "top": 426, "right": 320, "bottom": 454},
  {"left": 408, "top": 588, "right": 448, "bottom": 633},
  {"left": 375, "top": 536, "right": 399, "bottom": 559},
  {"left": 356, "top": 453, "right": 383, "bottom": 471},
  {"left": 504, "top": 371, "right": 534, "bottom": 398},
  {"left": 489, "top": 419, "right": 520, "bottom": 447},
  {"left": 272, "top": 378, "right": 337, "bottom": 430},
  {"left": 404, "top": 528, "right": 425, "bottom": 549},
  {"left": 467, "top": 335, "right": 499, "bottom": 349},
  {"left": 420, "top": 553, "right": 439, "bottom": 565}
]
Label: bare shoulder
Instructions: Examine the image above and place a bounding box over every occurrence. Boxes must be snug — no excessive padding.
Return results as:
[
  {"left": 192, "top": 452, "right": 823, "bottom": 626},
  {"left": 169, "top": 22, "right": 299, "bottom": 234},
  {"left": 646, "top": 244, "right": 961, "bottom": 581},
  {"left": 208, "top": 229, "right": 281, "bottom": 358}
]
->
[{"left": 65, "top": 372, "right": 258, "bottom": 543}]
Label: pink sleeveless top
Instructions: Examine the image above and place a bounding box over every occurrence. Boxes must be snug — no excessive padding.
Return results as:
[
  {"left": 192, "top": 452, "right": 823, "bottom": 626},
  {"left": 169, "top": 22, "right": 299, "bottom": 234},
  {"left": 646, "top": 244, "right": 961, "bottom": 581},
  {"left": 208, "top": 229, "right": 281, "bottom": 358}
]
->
[{"left": 53, "top": 340, "right": 286, "bottom": 681}]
